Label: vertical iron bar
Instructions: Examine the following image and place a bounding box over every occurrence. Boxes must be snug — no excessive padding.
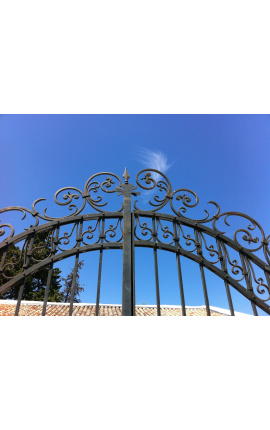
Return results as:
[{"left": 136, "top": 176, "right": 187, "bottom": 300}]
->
[
  {"left": 15, "top": 232, "right": 36, "bottom": 316},
  {"left": 265, "top": 270, "right": 270, "bottom": 297},
  {"left": 69, "top": 220, "right": 83, "bottom": 316},
  {"left": 199, "top": 265, "right": 211, "bottom": 316},
  {"left": 194, "top": 229, "right": 211, "bottom": 316},
  {"left": 173, "top": 221, "right": 186, "bottom": 316},
  {"left": 251, "top": 300, "right": 258, "bottom": 316},
  {"left": 176, "top": 255, "right": 186, "bottom": 316},
  {"left": 122, "top": 185, "right": 134, "bottom": 316},
  {"left": 68, "top": 254, "right": 80, "bottom": 316},
  {"left": 245, "top": 258, "right": 258, "bottom": 316},
  {"left": 15, "top": 279, "right": 26, "bottom": 316},
  {"left": 132, "top": 214, "right": 136, "bottom": 316},
  {"left": 264, "top": 270, "right": 270, "bottom": 315},
  {"left": 42, "top": 225, "right": 60, "bottom": 316},
  {"left": 42, "top": 263, "right": 54, "bottom": 316},
  {"left": 95, "top": 217, "right": 105, "bottom": 316},
  {"left": 0, "top": 248, "right": 8, "bottom": 301},
  {"left": 240, "top": 252, "right": 258, "bottom": 316},
  {"left": 0, "top": 249, "right": 8, "bottom": 283},
  {"left": 153, "top": 249, "right": 161, "bottom": 316},
  {"left": 216, "top": 239, "right": 235, "bottom": 316},
  {"left": 152, "top": 216, "right": 161, "bottom": 316},
  {"left": 265, "top": 270, "right": 270, "bottom": 287}
]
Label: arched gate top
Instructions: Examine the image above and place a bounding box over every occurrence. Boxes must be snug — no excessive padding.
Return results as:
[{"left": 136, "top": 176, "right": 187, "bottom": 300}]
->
[{"left": 1, "top": 169, "right": 269, "bottom": 316}]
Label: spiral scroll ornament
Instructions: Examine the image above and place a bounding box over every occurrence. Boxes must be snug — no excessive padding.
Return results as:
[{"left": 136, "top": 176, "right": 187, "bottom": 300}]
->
[
  {"left": 0, "top": 169, "right": 268, "bottom": 260},
  {"left": 0, "top": 170, "right": 132, "bottom": 239},
  {"left": 1, "top": 168, "right": 270, "bottom": 311}
]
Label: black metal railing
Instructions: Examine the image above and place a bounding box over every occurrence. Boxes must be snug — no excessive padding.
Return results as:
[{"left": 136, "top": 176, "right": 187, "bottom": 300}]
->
[{"left": 1, "top": 168, "right": 269, "bottom": 316}]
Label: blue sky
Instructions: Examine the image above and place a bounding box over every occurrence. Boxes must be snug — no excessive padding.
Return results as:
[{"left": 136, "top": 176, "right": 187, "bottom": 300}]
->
[{"left": 1, "top": 114, "right": 270, "bottom": 315}]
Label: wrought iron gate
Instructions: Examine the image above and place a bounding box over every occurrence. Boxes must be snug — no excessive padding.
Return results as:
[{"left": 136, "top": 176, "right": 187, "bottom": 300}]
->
[{"left": 1, "top": 168, "right": 270, "bottom": 316}]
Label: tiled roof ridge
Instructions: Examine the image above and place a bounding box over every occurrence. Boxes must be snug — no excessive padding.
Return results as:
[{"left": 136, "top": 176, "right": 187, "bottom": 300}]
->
[
  {"left": 0, "top": 299, "right": 251, "bottom": 316},
  {"left": 0, "top": 299, "right": 224, "bottom": 311}
]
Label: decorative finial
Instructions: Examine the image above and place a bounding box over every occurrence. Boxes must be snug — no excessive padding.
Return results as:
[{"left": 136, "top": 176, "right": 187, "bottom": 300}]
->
[{"left": 123, "top": 167, "right": 130, "bottom": 184}]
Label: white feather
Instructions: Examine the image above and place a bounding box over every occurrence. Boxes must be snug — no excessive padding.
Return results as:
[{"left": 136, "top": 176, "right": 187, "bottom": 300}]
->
[{"left": 139, "top": 149, "right": 172, "bottom": 180}]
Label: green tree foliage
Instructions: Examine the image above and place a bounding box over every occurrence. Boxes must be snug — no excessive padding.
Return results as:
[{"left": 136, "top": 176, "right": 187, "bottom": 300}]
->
[
  {"left": 0, "top": 231, "right": 63, "bottom": 302},
  {"left": 61, "top": 260, "right": 85, "bottom": 303}
]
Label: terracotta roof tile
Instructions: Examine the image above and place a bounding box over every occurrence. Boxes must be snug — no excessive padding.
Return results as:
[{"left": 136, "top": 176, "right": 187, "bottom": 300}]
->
[{"left": 0, "top": 300, "right": 232, "bottom": 316}]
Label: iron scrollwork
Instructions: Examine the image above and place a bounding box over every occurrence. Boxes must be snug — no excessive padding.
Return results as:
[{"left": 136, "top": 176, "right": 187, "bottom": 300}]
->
[
  {"left": 133, "top": 169, "right": 270, "bottom": 305},
  {"left": 134, "top": 169, "right": 269, "bottom": 261},
  {"left": 0, "top": 170, "right": 138, "bottom": 239},
  {"left": 1, "top": 168, "right": 270, "bottom": 309},
  {"left": 1, "top": 168, "right": 269, "bottom": 259}
]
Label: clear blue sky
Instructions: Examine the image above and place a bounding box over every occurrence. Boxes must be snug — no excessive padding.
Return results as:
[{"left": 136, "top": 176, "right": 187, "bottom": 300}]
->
[{"left": 1, "top": 115, "right": 270, "bottom": 315}]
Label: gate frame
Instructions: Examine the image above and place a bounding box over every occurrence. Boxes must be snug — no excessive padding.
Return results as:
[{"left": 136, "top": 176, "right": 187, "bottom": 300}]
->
[{"left": 1, "top": 168, "right": 269, "bottom": 316}]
